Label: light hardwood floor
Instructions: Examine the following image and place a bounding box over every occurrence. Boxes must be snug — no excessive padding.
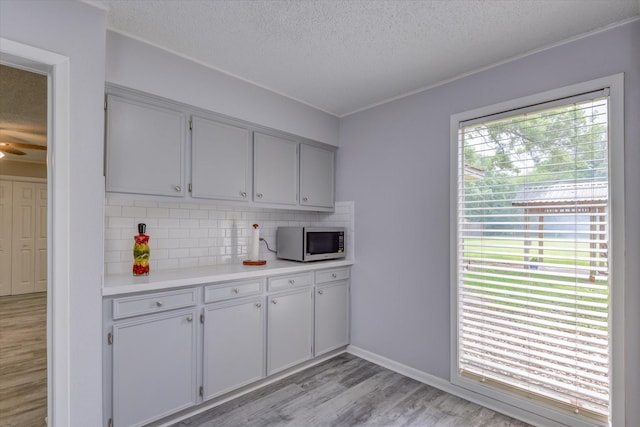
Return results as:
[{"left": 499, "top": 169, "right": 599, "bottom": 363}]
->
[
  {"left": 0, "top": 292, "right": 47, "bottom": 427},
  {"left": 169, "top": 353, "right": 531, "bottom": 427}
]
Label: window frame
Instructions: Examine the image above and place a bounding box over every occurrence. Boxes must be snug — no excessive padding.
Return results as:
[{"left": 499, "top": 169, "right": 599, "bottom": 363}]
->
[{"left": 449, "top": 74, "right": 625, "bottom": 427}]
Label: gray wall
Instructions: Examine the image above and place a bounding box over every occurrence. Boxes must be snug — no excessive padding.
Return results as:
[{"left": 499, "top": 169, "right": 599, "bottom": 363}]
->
[
  {"left": 0, "top": 0, "right": 107, "bottom": 425},
  {"left": 106, "top": 31, "right": 340, "bottom": 147},
  {"left": 337, "top": 19, "right": 640, "bottom": 422}
]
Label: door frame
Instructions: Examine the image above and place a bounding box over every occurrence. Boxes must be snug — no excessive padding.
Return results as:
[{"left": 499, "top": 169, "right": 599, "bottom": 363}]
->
[{"left": 0, "top": 37, "right": 71, "bottom": 426}]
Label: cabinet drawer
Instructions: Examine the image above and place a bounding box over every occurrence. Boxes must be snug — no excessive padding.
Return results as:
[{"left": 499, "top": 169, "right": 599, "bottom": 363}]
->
[
  {"left": 315, "top": 267, "right": 350, "bottom": 284},
  {"left": 268, "top": 272, "right": 313, "bottom": 292},
  {"left": 204, "top": 279, "right": 263, "bottom": 303},
  {"left": 113, "top": 288, "right": 198, "bottom": 319}
]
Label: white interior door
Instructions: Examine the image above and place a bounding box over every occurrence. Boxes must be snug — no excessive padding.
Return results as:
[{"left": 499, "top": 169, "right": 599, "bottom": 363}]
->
[
  {"left": 0, "top": 180, "right": 12, "bottom": 296},
  {"left": 34, "top": 183, "right": 47, "bottom": 292},
  {"left": 11, "top": 181, "right": 36, "bottom": 295}
]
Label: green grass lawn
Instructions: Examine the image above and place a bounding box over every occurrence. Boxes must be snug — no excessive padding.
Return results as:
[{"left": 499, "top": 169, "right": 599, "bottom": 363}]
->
[
  {"left": 459, "top": 237, "right": 609, "bottom": 330},
  {"left": 462, "top": 237, "right": 605, "bottom": 268}
]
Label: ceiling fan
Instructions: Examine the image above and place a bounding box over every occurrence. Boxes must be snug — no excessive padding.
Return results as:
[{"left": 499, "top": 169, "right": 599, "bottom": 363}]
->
[
  {"left": 0, "top": 141, "right": 47, "bottom": 156},
  {"left": 0, "top": 128, "right": 47, "bottom": 158}
]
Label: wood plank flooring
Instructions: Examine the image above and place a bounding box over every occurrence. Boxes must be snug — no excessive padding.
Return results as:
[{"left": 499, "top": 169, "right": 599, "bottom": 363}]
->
[
  {"left": 169, "top": 353, "right": 531, "bottom": 427},
  {"left": 0, "top": 292, "right": 47, "bottom": 427}
]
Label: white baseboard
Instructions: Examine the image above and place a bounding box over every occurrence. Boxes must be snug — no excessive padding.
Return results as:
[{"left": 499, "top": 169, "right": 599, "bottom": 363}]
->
[
  {"left": 346, "top": 345, "right": 557, "bottom": 427},
  {"left": 346, "top": 345, "right": 453, "bottom": 392}
]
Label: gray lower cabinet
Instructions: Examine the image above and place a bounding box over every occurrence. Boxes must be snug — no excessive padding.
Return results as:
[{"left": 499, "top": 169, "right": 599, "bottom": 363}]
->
[
  {"left": 315, "top": 281, "right": 350, "bottom": 356},
  {"left": 267, "top": 288, "right": 314, "bottom": 375},
  {"left": 104, "top": 266, "right": 349, "bottom": 426},
  {"left": 203, "top": 297, "right": 265, "bottom": 400},
  {"left": 111, "top": 309, "right": 198, "bottom": 427}
]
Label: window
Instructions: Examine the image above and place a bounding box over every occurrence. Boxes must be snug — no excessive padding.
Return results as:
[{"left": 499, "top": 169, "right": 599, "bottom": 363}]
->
[{"left": 451, "top": 76, "right": 624, "bottom": 426}]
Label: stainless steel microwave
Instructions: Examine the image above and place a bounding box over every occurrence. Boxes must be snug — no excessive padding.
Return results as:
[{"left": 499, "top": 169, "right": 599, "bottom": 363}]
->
[{"left": 276, "top": 227, "right": 346, "bottom": 262}]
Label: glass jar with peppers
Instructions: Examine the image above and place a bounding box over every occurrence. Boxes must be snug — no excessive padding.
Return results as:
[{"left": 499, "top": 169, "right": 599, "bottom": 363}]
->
[{"left": 133, "top": 223, "right": 150, "bottom": 276}]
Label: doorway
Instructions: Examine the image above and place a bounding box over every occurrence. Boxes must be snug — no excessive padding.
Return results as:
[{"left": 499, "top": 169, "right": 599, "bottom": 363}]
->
[
  {"left": 1, "top": 37, "right": 72, "bottom": 427},
  {"left": 0, "top": 63, "right": 48, "bottom": 426}
]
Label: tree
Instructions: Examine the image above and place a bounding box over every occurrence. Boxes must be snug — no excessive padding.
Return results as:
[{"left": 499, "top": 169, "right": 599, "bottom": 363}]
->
[
  {"left": 464, "top": 100, "right": 608, "bottom": 184},
  {"left": 461, "top": 99, "right": 608, "bottom": 233}
]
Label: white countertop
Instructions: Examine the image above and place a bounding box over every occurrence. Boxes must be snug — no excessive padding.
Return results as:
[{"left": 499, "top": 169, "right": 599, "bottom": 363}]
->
[{"left": 103, "top": 259, "right": 355, "bottom": 296}]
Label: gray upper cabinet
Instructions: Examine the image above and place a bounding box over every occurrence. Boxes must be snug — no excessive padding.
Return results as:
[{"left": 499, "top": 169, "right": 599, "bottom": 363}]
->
[
  {"left": 191, "top": 117, "right": 250, "bottom": 202},
  {"left": 105, "top": 88, "right": 336, "bottom": 211},
  {"left": 300, "top": 144, "right": 335, "bottom": 209},
  {"left": 105, "top": 94, "right": 186, "bottom": 197},
  {"left": 253, "top": 132, "right": 298, "bottom": 206}
]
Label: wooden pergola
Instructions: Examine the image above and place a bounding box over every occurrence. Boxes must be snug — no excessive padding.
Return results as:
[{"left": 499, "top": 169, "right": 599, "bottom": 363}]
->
[{"left": 512, "top": 182, "right": 608, "bottom": 277}]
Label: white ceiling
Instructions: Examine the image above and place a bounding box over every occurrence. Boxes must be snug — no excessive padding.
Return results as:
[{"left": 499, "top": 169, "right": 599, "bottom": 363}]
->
[
  {"left": 93, "top": 1, "right": 640, "bottom": 116},
  {"left": 0, "top": 64, "right": 47, "bottom": 163}
]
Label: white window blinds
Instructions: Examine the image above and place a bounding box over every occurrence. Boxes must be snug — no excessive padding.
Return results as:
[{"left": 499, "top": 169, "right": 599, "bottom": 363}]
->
[{"left": 456, "top": 90, "right": 610, "bottom": 422}]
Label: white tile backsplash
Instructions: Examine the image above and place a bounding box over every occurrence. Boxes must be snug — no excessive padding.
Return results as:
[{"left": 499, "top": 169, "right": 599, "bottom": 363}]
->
[{"left": 104, "top": 199, "right": 354, "bottom": 275}]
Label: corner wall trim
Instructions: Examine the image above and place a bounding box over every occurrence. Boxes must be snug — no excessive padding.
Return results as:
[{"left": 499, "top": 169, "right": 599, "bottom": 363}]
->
[{"left": 346, "top": 345, "right": 452, "bottom": 391}]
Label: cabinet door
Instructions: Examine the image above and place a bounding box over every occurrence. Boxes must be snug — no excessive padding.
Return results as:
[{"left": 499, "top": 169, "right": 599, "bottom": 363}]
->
[
  {"left": 315, "top": 281, "right": 350, "bottom": 356},
  {"left": 253, "top": 132, "right": 298, "bottom": 206},
  {"left": 191, "top": 117, "right": 250, "bottom": 202},
  {"left": 300, "top": 144, "right": 335, "bottom": 209},
  {"left": 0, "top": 180, "right": 12, "bottom": 296},
  {"left": 203, "top": 297, "right": 265, "bottom": 400},
  {"left": 112, "top": 309, "right": 197, "bottom": 427},
  {"left": 267, "top": 288, "right": 313, "bottom": 375},
  {"left": 106, "top": 94, "right": 186, "bottom": 197},
  {"left": 11, "top": 181, "right": 35, "bottom": 295}
]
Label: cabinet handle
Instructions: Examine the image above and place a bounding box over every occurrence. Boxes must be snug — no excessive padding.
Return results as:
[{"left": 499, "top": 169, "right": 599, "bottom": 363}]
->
[
  {"left": 271, "top": 299, "right": 278, "bottom": 305},
  {"left": 332, "top": 273, "right": 337, "bottom": 278},
  {"left": 186, "top": 315, "right": 193, "bottom": 322},
  {"left": 288, "top": 279, "right": 295, "bottom": 285},
  {"left": 302, "top": 196, "right": 308, "bottom": 202},
  {"left": 240, "top": 191, "right": 247, "bottom": 198},
  {"left": 255, "top": 303, "right": 262, "bottom": 308},
  {"left": 174, "top": 186, "right": 181, "bottom": 192},
  {"left": 232, "top": 288, "right": 240, "bottom": 294},
  {"left": 318, "top": 290, "right": 324, "bottom": 295},
  {"left": 156, "top": 301, "right": 163, "bottom": 307},
  {"left": 256, "top": 193, "right": 263, "bottom": 199}
]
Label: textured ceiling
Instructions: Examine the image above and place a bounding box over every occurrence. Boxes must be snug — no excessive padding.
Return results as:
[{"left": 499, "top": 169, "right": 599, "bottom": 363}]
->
[
  {"left": 0, "top": 64, "right": 47, "bottom": 163},
  {"left": 94, "top": 0, "right": 639, "bottom": 116}
]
